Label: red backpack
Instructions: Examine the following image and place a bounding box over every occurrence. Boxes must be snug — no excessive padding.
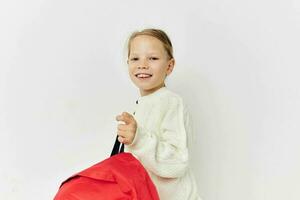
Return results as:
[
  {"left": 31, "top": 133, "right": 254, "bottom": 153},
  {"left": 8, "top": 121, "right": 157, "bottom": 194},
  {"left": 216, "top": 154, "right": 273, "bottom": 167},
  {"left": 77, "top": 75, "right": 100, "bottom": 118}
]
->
[{"left": 54, "top": 136, "right": 160, "bottom": 200}]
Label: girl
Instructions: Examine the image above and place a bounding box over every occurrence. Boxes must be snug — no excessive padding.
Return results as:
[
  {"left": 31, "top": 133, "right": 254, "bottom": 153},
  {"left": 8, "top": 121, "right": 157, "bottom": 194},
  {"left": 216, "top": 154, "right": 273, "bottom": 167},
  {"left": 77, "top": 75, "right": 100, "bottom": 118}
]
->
[{"left": 115, "top": 28, "right": 202, "bottom": 200}]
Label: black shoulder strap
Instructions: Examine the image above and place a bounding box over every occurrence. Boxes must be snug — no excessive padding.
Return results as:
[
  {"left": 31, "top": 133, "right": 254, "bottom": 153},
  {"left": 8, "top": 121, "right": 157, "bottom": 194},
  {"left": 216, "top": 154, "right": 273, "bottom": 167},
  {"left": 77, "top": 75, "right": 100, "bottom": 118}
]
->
[{"left": 110, "top": 135, "right": 124, "bottom": 157}]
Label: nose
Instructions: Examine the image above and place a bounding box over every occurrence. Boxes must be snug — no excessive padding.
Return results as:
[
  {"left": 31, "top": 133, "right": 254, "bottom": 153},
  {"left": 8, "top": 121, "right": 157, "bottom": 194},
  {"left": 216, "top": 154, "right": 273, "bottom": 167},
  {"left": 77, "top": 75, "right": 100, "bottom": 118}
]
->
[{"left": 138, "top": 58, "right": 149, "bottom": 69}]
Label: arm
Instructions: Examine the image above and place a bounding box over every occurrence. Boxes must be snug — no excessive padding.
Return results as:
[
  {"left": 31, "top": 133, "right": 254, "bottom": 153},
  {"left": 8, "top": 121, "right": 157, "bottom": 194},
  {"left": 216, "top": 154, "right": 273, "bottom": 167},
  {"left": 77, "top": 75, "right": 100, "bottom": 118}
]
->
[{"left": 126, "top": 97, "right": 190, "bottom": 178}]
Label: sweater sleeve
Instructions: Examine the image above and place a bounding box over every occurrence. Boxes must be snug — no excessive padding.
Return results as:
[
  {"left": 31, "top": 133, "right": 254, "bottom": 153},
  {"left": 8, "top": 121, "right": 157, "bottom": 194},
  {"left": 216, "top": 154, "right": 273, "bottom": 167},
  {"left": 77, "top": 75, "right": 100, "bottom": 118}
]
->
[{"left": 126, "top": 97, "right": 189, "bottom": 178}]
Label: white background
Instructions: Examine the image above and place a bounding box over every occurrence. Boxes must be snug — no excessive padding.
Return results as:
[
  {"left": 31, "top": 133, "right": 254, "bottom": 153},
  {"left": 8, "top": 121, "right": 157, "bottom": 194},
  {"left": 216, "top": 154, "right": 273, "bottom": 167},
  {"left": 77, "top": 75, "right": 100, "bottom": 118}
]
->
[{"left": 1, "top": 0, "right": 299, "bottom": 199}]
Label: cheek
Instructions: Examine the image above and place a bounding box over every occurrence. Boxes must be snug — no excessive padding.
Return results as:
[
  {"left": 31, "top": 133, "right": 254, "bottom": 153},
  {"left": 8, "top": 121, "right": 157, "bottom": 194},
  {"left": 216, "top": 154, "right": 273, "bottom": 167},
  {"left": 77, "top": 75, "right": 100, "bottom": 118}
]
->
[
  {"left": 128, "top": 66, "right": 137, "bottom": 79},
  {"left": 128, "top": 65, "right": 135, "bottom": 73},
  {"left": 154, "top": 64, "right": 168, "bottom": 75}
]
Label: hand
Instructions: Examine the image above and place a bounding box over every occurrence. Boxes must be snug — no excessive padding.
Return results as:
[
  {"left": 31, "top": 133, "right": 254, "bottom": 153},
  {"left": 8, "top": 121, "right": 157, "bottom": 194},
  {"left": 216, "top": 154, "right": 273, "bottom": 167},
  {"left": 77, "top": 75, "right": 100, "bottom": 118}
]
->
[{"left": 115, "top": 112, "right": 137, "bottom": 145}]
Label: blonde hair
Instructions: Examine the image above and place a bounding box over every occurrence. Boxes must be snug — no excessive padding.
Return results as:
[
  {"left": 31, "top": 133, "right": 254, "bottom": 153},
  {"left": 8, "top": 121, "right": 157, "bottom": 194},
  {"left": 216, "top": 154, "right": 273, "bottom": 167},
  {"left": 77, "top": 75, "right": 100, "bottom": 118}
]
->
[{"left": 126, "top": 28, "right": 174, "bottom": 60}]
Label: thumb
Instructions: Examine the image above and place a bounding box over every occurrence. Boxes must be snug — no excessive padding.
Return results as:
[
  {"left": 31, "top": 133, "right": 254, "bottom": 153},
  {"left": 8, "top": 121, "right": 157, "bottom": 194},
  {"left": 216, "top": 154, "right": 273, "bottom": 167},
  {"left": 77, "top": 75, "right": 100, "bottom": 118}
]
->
[{"left": 120, "top": 112, "right": 132, "bottom": 124}]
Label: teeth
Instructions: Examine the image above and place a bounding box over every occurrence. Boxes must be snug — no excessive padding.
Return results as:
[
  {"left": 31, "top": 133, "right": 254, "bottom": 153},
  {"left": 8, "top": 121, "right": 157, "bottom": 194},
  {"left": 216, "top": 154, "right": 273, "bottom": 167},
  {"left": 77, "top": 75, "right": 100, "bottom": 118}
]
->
[{"left": 136, "top": 74, "right": 152, "bottom": 78}]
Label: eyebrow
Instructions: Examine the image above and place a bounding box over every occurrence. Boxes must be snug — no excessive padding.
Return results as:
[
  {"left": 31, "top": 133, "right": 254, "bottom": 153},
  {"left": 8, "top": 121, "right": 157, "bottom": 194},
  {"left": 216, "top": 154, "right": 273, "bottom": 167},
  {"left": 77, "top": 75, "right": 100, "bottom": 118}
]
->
[{"left": 130, "top": 52, "right": 160, "bottom": 56}]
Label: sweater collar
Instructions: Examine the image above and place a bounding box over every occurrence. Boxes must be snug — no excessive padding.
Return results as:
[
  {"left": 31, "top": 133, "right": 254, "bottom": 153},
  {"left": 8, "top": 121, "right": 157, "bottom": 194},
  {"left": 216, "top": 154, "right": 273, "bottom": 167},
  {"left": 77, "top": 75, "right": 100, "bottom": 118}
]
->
[{"left": 136, "top": 86, "right": 168, "bottom": 104}]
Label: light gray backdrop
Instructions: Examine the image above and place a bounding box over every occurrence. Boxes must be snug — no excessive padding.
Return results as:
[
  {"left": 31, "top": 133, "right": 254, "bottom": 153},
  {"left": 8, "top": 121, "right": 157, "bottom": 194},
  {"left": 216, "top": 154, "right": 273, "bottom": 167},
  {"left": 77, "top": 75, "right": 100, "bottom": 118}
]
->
[{"left": 1, "top": 0, "right": 299, "bottom": 200}]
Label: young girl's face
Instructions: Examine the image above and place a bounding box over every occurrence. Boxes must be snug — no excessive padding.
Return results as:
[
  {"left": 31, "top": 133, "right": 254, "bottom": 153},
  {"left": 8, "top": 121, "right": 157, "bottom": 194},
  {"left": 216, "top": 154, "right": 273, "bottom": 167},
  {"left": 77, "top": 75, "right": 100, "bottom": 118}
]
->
[{"left": 127, "top": 35, "right": 174, "bottom": 96}]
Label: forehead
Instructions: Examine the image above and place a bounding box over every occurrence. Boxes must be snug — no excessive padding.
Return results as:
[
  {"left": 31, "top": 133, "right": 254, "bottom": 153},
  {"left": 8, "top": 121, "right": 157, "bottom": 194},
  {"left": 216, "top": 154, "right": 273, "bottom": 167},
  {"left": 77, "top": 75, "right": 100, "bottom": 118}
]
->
[{"left": 129, "top": 35, "right": 166, "bottom": 54}]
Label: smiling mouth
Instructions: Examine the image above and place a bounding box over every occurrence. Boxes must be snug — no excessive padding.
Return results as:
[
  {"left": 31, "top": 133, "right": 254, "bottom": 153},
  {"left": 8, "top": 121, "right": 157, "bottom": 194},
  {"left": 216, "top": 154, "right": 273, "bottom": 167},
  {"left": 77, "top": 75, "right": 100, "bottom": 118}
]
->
[{"left": 135, "top": 73, "right": 153, "bottom": 79}]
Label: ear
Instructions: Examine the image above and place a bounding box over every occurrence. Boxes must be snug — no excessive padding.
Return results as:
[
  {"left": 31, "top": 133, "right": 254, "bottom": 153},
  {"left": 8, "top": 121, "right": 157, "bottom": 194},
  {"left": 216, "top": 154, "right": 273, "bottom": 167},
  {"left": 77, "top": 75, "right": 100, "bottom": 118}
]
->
[
  {"left": 126, "top": 59, "right": 129, "bottom": 65},
  {"left": 166, "top": 58, "right": 175, "bottom": 75}
]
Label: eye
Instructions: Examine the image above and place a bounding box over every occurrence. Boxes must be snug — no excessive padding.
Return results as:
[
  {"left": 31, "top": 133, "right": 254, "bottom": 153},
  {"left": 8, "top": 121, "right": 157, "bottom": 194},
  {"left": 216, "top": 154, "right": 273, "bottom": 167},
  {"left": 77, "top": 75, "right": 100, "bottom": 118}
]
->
[
  {"left": 130, "top": 57, "right": 138, "bottom": 61},
  {"left": 149, "top": 57, "right": 158, "bottom": 60}
]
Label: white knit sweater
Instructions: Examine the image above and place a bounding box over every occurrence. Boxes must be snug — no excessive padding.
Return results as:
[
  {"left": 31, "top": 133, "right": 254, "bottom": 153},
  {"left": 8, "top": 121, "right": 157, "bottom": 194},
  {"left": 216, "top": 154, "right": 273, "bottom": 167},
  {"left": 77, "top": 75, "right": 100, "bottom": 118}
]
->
[{"left": 124, "top": 86, "right": 202, "bottom": 200}]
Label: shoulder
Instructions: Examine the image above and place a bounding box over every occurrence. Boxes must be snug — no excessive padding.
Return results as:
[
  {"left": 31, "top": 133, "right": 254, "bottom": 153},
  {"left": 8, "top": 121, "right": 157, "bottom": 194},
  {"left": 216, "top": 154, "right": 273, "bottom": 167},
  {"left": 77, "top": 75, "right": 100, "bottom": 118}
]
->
[{"left": 159, "top": 88, "right": 188, "bottom": 111}]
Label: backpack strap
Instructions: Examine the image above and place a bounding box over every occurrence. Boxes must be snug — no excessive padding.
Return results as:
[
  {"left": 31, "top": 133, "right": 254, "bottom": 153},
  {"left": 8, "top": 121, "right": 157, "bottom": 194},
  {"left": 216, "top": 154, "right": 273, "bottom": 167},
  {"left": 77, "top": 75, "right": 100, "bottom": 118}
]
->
[{"left": 110, "top": 135, "right": 124, "bottom": 157}]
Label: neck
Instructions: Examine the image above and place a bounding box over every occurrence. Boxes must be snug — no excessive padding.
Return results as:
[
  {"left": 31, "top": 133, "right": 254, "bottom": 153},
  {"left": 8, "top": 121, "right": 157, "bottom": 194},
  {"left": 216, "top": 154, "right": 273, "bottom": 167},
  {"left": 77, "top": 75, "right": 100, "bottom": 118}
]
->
[{"left": 139, "top": 83, "right": 166, "bottom": 97}]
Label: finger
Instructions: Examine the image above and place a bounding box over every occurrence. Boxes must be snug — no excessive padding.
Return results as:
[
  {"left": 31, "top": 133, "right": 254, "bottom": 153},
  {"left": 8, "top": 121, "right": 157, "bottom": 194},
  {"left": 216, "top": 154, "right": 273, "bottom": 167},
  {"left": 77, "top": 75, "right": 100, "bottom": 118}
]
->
[
  {"left": 116, "top": 115, "right": 123, "bottom": 121},
  {"left": 117, "top": 114, "right": 131, "bottom": 125},
  {"left": 117, "top": 130, "right": 128, "bottom": 138},
  {"left": 118, "top": 136, "right": 125, "bottom": 143},
  {"left": 123, "top": 112, "right": 135, "bottom": 123},
  {"left": 117, "top": 123, "right": 127, "bottom": 131},
  {"left": 122, "top": 111, "right": 130, "bottom": 116},
  {"left": 123, "top": 112, "right": 134, "bottom": 120},
  {"left": 116, "top": 115, "right": 126, "bottom": 124},
  {"left": 118, "top": 130, "right": 134, "bottom": 143},
  {"left": 118, "top": 136, "right": 130, "bottom": 145}
]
